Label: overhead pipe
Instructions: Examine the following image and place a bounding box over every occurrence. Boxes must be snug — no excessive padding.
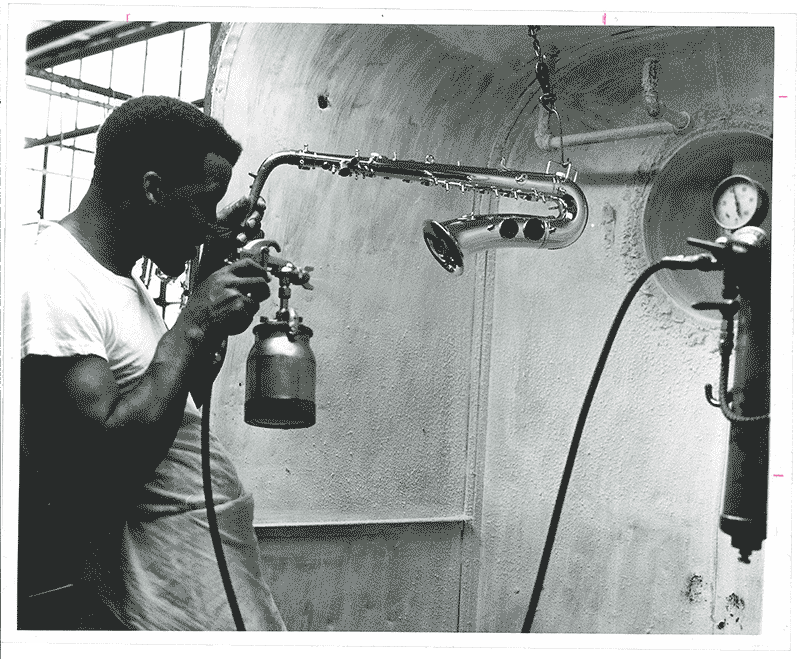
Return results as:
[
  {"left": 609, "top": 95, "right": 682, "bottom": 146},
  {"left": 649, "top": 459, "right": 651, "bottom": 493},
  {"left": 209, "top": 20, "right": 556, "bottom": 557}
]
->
[
  {"left": 25, "top": 125, "right": 101, "bottom": 149},
  {"left": 27, "top": 67, "right": 134, "bottom": 103},
  {"left": 535, "top": 57, "right": 692, "bottom": 151}
]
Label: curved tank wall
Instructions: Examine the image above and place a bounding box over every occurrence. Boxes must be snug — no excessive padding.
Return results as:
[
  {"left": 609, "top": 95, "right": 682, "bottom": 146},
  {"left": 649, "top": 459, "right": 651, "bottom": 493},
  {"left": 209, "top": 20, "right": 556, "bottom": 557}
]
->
[{"left": 207, "top": 23, "right": 773, "bottom": 633}]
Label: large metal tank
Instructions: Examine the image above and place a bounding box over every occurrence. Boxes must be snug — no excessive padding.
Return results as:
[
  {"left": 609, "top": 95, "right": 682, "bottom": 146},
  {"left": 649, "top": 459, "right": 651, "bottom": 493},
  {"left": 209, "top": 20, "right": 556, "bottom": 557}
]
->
[{"left": 206, "top": 24, "right": 774, "bottom": 633}]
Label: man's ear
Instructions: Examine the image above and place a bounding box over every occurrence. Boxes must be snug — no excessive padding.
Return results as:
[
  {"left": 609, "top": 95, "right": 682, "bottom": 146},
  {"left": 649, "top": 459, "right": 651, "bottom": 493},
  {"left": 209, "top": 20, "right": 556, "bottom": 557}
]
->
[{"left": 142, "top": 171, "right": 163, "bottom": 205}]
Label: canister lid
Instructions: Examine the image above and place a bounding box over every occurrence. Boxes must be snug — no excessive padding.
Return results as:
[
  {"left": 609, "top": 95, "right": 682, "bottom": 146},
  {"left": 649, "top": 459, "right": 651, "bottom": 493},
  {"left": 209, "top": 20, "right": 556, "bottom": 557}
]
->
[{"left": 253, "top": 318, "right": 313, "bottom": 337}]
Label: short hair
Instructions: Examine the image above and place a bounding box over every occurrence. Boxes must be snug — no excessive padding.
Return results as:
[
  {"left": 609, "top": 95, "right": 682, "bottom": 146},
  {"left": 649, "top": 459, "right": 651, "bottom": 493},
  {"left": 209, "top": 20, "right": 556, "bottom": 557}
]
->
[{"left": 92, "top": 95, "right": 243, "bottom": 198}]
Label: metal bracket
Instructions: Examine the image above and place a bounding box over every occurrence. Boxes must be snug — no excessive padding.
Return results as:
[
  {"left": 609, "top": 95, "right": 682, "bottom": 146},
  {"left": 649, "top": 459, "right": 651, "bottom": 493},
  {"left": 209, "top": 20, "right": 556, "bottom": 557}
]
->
[{"left": 546, "top": 160, "right": 578, "bottom": 183}]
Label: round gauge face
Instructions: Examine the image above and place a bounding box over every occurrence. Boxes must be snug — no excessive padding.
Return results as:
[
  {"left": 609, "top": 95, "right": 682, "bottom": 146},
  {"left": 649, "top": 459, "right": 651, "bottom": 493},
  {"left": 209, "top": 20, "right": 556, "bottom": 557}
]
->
[{"left": 712, "top": 175, "right": 768, "bottom": 230}]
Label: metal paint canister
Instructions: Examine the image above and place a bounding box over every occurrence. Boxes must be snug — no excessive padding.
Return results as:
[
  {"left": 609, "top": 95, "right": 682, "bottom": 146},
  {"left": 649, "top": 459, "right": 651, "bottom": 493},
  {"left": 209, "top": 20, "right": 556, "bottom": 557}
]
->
[{"left": 245, "top": 318, "right": 316, "bottom": 429}]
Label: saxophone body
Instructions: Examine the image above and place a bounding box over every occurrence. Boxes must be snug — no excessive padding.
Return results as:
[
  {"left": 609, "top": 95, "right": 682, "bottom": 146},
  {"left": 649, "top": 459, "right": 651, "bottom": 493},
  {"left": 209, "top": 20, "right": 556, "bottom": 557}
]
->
[{"left": 244, "top": 147, "right": 589, "bottom": 275}]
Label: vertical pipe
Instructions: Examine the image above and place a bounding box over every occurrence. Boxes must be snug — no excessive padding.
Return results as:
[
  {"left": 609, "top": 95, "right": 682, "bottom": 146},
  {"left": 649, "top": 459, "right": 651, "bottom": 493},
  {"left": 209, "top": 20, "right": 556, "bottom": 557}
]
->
[
  {"left": 38, "top": 146, "right": 49, "bottom": 219},
  {"left": 141, "top": 39, "right": 149, "bottom": 95},
  {"left": 719, "top": 272, "right": 770, "bottom": 562},
  {"left": 178, "top": 29, "right": 187, "bottom": 98},
  {"left": 40, "top": 64, "right": 55, "bottom": 220},
  {"left": 67, "top": 58, "right": 83, "bottom": 211}
]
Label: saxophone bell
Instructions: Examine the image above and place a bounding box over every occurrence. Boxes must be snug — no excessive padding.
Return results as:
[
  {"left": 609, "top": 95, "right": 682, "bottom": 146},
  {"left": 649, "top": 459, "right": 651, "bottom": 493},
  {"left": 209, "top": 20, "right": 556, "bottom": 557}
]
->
[{"left": 424, "top": 208, "right": 586, "bottom": 276}]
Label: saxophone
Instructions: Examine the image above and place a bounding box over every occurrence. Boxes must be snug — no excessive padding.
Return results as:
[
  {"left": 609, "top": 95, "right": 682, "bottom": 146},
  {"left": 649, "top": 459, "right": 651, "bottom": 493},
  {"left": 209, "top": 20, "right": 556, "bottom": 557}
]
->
[
  {"left": 238, "top": 147, "right": 589, "bottom": 275},
  {"left": 145, "top": 146, "right": 590, "bottom": 316}
]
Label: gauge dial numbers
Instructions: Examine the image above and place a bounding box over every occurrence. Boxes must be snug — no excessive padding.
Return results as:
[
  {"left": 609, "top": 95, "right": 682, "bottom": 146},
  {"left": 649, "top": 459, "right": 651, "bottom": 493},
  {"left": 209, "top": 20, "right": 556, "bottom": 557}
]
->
[{"left": 712, "top": 175, "right": 769, "bottom": 230}]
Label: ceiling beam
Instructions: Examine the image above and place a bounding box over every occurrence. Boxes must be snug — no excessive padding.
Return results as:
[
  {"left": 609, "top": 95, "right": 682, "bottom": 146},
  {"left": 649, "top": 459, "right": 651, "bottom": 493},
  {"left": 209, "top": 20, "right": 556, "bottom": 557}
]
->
[
  {"left": 27, "top": 21, "right": 107, "bottom": 51},
  {"left": 27, "top": 21, "right": 205, "bottom": 69}
]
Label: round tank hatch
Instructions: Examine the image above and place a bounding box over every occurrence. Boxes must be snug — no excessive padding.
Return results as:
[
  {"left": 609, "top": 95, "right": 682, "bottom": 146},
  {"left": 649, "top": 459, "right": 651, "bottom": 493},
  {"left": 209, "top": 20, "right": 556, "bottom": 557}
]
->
[{"left": 642, "top": 131, "right": 772, "bottom": 323}]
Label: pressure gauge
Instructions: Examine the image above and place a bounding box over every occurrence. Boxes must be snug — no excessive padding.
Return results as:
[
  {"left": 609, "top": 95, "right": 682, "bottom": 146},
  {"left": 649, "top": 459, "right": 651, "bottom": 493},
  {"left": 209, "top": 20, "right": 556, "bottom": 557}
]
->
[{"left": 712, "top": 175, "right": 769, "bottom": 230}]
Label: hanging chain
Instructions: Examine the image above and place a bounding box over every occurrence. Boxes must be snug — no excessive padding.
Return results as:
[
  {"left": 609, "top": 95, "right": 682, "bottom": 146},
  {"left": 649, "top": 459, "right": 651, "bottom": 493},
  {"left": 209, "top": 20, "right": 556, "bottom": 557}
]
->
[
  {"left": 528, "top": 26, "right": 567, "bottom": 166},
  {"left": 528, "top": 25, "right": 543, "bottom": 60}
]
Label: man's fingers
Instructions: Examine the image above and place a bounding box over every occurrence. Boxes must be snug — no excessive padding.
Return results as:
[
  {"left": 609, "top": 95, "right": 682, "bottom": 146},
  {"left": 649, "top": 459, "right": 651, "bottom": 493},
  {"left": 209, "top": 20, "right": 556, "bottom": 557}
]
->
[
  {"left": 225, "top": 258, "right": 271, "bottom": 278},
  {"left": 244, "top": 210, "right": 262, "bottom": 230},
  {"left": 231, "top": 276, "right": 272, "bottom": 300},
  {"left": 215, "top": 195, "right": 250, "bottom": 228}
]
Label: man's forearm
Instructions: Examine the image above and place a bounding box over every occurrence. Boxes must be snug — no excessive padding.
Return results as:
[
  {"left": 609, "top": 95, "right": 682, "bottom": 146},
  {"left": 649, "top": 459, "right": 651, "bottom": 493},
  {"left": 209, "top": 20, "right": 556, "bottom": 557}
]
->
[{"left": 105, "top": 317, "right": 212, "bottom": 478}]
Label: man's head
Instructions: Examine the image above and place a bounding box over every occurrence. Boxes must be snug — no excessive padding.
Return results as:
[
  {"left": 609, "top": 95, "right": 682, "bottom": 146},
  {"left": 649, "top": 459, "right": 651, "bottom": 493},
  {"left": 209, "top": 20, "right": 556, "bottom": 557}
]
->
[{"left": 91, "top": 96, "right": 243, "bottom": 275}]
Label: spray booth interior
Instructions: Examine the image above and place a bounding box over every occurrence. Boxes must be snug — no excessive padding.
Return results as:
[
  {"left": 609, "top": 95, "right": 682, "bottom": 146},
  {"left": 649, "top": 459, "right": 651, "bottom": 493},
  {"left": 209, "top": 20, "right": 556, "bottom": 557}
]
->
[
  {"left": 172, "top": 23, "right": 776, "bottom": 633},
  {"left": 192, "top": 23, "right": 774, "bottom": 634}
]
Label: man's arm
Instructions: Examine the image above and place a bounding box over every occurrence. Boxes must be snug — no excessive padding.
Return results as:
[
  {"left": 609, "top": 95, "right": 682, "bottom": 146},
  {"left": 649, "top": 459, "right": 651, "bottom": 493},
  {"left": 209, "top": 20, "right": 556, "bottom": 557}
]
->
[
  {"left": 22, "top": 259, "right": 271, "bottom": 500},
  {"left": 19, "top": 258, "right": 270, "bottom": 603}
]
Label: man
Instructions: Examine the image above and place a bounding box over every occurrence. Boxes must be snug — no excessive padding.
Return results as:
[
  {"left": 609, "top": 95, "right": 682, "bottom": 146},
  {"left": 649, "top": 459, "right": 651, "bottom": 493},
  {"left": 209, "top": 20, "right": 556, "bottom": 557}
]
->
[{"left": 18, "top": 95, "right": 286, "bottom": 631}]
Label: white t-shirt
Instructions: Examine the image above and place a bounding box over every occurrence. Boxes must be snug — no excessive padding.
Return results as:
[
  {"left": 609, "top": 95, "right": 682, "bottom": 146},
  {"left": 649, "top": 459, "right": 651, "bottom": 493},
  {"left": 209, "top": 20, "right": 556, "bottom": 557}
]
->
[{"left": 21, "top": 222, "right": 285, "bottom": 631}]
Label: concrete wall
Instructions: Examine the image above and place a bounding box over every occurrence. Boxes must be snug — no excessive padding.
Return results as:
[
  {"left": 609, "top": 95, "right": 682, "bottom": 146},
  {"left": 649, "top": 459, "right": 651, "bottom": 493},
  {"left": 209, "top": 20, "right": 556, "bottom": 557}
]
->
[{"left": 207, "top": 24, "right": 773, "bottom": 633}]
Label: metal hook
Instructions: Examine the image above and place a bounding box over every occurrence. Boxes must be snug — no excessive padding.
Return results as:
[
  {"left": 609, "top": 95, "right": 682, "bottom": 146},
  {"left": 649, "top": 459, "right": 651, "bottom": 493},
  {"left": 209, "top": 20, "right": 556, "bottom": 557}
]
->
[{"left": 704, "top": 383, "right": 721, "bottom": 408}]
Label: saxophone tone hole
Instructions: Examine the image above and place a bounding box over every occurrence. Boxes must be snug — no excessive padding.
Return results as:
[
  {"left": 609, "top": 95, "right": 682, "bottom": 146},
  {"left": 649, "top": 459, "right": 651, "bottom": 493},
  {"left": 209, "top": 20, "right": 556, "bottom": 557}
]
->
[{"left": 499, "top": 218, "right": 519, "bottom": 239}]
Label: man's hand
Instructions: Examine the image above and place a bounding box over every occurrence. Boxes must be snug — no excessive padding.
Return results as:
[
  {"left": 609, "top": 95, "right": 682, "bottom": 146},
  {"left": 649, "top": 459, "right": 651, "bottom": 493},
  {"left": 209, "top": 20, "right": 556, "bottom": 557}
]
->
[
  {"left": 195, "top": 194, "right": 267, "bottom": 291},
  {"left": 205, "top": 194, "right": 267, "bottom": 248},
  {"left": 181, "top": 259, "right": 272, "bottom": 341}
]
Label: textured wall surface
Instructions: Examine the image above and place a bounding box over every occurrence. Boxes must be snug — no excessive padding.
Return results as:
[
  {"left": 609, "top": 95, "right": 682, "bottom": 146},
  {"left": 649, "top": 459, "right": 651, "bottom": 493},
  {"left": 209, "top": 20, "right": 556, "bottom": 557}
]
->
[
  {"left": 256, "top": 522, "right": 463, "bottom": 631},
  {"left": 208, "top": 24, "right": 773, "bottom": 633}
]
